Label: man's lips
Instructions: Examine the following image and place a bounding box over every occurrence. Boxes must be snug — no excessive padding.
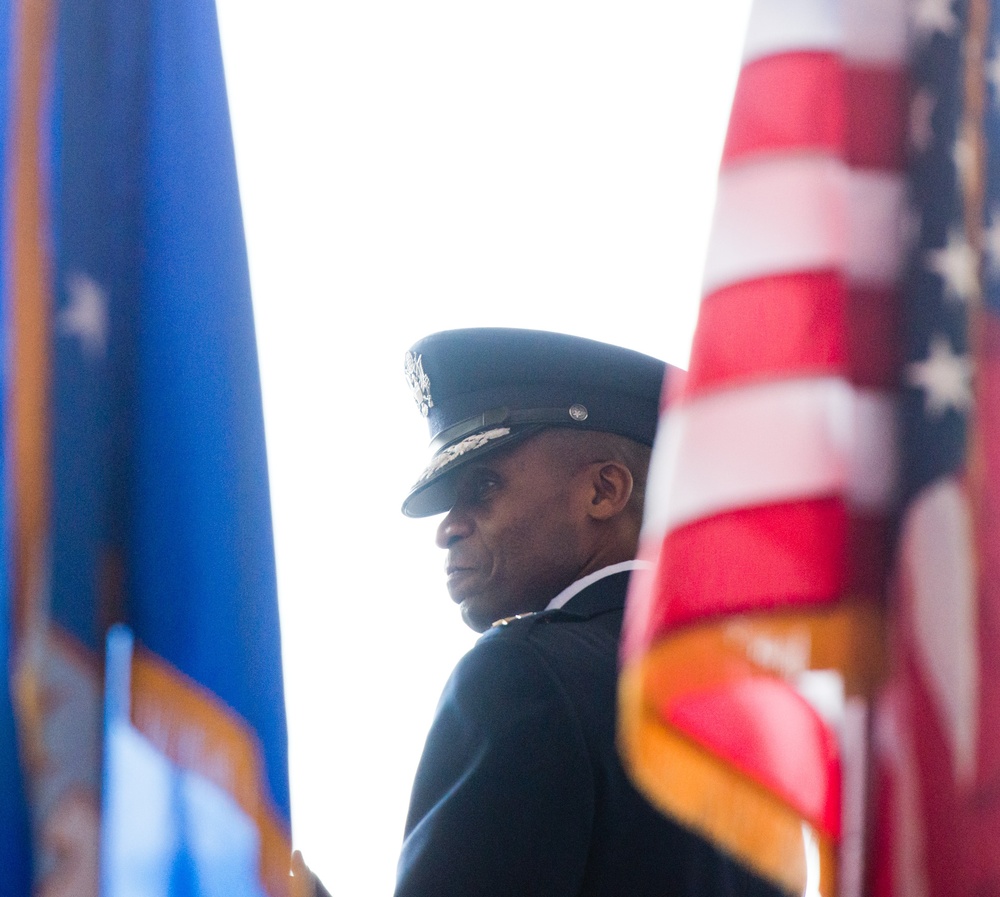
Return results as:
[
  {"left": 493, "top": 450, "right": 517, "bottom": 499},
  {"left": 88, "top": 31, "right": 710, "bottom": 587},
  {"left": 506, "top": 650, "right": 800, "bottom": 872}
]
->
[
  {"left": 444, "top": 564, "right": 478, "bottom": 598},
  {"left": 445, "top": 553, "right": 476, "bottom": 575}
]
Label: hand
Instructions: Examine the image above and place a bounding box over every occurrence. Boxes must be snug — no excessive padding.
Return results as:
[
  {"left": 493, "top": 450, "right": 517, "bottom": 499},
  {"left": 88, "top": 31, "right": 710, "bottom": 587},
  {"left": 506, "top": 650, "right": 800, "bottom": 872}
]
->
[{"left": 290, "top": 849, "right": 317, "bottom": 897}]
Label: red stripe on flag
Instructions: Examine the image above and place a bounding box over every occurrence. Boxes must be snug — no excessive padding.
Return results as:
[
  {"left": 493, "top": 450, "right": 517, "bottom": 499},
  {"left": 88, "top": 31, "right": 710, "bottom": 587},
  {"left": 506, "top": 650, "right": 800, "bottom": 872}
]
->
[
  {"left": 848, "top": 512, "right": 892, "bottom": 597},
  {"left": 689, "top": 271, "right": 846, "bottom": 394},
  {"left": 640, "top": 498, "right": 846, "bottom": 634},
  {"left": 687, "top": 275, "right": 900, "bottom": 398},
  {"left": 664, "top": 676, "right": 841, "bottom": 836},
  {"left": 976, "top": 316, "right": 1000, "bottom": 793},
  {"left": 722, "top": 53, "right": 906, "bottom": 171},
  {"left": 847, "top": 283, "right": 903, "bottom": 389},
  {"left": 845, "top": 66, "right": 909, "bottom": 170},
  {"left": 723, "top": 52, "right": 843, "bottom": 163},
  {"left": 902, "top": 649, "right": 964, "bottom": 897}
]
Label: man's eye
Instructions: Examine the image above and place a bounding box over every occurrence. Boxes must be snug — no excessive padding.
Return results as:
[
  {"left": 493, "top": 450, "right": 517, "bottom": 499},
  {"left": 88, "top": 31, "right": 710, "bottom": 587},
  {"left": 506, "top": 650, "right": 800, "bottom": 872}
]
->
[{"left": 472, "top": 476, "right": 499, "bottom": 501}]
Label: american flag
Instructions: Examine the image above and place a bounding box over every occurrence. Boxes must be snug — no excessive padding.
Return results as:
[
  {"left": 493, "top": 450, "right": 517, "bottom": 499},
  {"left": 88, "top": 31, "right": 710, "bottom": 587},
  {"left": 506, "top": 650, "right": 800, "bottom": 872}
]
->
[
  {"left": 618, "top": 0, "right": 909, "bottom": 894},
  {"left": 872, "top": 0, "right": 1000, "bottom": 892}
]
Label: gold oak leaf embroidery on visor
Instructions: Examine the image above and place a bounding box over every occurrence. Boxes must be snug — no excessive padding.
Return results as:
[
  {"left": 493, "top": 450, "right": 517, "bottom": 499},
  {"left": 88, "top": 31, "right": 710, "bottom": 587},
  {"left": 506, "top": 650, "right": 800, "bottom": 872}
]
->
[{"left": 417, "top": 428, "right": 512, "bottom": 483}]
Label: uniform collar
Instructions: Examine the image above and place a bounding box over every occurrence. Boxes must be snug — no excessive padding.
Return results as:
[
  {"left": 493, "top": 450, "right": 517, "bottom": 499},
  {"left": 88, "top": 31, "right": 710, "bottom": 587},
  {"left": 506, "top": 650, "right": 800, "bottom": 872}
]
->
[
  {"left": 545, "top": 560, "right": 652, "bottom": 613},
  {"left": 489, "top": 561, "right": 651, "bottom": 629}
]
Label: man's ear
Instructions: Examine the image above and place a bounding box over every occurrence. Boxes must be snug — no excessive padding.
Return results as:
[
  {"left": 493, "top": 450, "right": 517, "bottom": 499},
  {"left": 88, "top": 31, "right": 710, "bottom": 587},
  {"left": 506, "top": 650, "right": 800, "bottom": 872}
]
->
[{"left": 585, "top": 461, "right": 634, "bottom": 521}]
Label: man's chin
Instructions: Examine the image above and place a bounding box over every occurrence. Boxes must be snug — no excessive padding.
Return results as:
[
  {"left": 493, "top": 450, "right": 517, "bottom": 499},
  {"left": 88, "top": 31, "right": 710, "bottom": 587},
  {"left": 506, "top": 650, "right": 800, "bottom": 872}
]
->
[
  {"left": 447, "top": 580, "right": 495, "bottom": 632},
  {"left": 459, "top": 601, "right": 493, "bottom": 633}
]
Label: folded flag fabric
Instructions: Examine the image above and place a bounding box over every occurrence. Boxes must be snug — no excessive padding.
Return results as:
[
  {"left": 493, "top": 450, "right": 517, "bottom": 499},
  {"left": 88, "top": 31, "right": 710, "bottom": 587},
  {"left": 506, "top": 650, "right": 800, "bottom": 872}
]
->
[
  {"left": 622, "top": 0, "right": 1000, "bottom": 893},
  {"left": 619, "top": 0, "right": 907, "bottom": 894}
]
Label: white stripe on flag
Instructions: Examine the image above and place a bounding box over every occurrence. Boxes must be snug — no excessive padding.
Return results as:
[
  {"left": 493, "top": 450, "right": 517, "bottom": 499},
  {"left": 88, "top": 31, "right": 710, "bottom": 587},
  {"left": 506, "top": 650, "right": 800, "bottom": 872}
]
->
[
  {"left": 842, "top": 0, "right": 908, "bottom": 63},
  {"left": 742, "top": 0, "right": 841, "bottom": 63},
  {"left": 703, "top": 156, "right": 904, "bottom": 295},
  {"left": 742, "top": 0, "right": 907, "bottom": 64},
  {"left": 846, "top": 389, "right": 898, "bottom": 510},
  {"left": 641, "top": 378, "right": 896, "bottom": 537},
  {"left": 899, "top": 477, "right": 980, "bottom": 785},
  {"left": 846, "top": 170, "right": 907, "bottom": 286}
]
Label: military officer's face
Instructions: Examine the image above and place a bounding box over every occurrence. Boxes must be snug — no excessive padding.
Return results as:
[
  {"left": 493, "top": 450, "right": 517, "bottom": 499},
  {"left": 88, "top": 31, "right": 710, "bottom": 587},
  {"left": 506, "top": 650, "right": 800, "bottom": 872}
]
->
[{"left": 435, "top": 432, "right": 594, "bottom": 632}]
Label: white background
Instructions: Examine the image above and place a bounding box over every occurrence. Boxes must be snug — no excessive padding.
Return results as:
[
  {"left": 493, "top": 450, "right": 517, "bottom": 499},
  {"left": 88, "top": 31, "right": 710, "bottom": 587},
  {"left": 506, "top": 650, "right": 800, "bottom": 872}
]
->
[{"left": 213, "top": 3, "right": 752, "bottom": 893}]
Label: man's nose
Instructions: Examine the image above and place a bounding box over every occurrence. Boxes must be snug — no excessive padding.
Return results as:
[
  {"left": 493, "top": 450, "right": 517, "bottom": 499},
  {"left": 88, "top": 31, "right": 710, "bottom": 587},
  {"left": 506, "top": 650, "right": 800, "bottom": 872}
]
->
[{"left": 436, "top": 505, "right": 472, "bottom": 548}]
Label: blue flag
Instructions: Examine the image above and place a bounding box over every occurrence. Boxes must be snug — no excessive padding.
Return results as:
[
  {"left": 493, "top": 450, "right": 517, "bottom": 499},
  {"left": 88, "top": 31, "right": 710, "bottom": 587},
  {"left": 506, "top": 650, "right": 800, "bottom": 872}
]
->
[{"left": 3, "top": 0, "right": 291, "bottom": 894}]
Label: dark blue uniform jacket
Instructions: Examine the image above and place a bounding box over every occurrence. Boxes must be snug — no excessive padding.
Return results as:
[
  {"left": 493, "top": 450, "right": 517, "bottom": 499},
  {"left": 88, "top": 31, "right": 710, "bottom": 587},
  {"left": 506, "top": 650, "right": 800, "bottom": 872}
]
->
[{"left": 395, "top": 571, "right": 786, "bottom": 896}]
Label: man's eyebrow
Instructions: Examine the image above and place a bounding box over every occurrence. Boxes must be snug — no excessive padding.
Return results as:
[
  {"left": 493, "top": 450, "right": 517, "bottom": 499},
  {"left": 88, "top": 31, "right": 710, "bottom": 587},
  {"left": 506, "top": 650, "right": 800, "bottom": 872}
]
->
[
  {"left": 463, "top": 469, "right": 499, "bottom": 483},
  {"left": 463, "top": 461, "right": 501, "bottom": 474}
]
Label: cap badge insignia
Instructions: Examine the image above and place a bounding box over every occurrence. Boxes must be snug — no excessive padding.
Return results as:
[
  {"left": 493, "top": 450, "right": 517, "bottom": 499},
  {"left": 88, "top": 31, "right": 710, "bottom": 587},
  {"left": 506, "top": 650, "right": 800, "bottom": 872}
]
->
[{"left": 404, "top": 351, "right": 434, "bottom": 417}]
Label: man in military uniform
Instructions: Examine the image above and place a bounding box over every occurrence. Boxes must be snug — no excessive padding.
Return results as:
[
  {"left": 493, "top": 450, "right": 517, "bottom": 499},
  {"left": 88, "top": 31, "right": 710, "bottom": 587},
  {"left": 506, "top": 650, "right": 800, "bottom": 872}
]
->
[{"left": 395, "top": 328, "right": 783, "bottom": 897}]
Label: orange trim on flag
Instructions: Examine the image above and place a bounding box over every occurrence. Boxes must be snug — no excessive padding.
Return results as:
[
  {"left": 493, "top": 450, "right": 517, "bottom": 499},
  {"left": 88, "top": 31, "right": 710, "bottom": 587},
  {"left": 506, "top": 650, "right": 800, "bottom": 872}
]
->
[
  {"left": 7, "top": 0, "right": 56, "bottom": 771},
  {"left": 620, "top": 663, "right": 836, "bottom": 897},
  {"left": 619, "top": 600, "right": 882, "bottom": 892},
  {"left": 130, "top": 649, "right": 291, "bottom": 897},
  {"left": 673, "top": 598, "right": 883, "bottom": 698},
  {"left": 9, "top": 0, "right": 54, "bottom": 630}
]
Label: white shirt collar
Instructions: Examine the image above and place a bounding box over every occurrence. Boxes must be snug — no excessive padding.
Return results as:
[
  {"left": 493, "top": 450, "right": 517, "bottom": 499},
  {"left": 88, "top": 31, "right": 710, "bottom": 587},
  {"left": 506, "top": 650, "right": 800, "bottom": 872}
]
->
[{"left": 544, "top": 560, "right": 653, "bottom": 612}]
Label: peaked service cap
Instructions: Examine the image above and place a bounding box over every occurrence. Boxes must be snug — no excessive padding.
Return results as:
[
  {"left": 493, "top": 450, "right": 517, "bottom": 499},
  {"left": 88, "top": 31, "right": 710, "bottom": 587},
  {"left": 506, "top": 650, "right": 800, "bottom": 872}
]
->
[{"left": 401, "top": 327, "right": 672, "bottom": 517}]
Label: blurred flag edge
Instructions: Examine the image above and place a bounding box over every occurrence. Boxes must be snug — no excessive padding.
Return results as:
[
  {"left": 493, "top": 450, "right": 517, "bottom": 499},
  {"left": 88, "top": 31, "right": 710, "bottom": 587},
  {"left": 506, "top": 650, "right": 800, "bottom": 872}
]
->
[
  {"left": 4, "top": 0, "right": 292, "bottom": 894},
  {"left": 618, "top": 0, "right": 909, "bottom": 894}
]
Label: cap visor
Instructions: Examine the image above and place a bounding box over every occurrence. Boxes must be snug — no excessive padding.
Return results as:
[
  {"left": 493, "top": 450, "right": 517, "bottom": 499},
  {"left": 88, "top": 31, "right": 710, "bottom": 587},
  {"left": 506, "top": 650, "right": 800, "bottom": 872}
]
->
[{"left": 401, "top": 426, "right": 541, "bottom": 517}]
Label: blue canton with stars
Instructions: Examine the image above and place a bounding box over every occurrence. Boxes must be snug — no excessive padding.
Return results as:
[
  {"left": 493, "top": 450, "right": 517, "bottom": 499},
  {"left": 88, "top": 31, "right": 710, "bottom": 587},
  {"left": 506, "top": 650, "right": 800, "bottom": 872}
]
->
[{"left": 901, "top": 0, "right": 976, "bottom": 504}]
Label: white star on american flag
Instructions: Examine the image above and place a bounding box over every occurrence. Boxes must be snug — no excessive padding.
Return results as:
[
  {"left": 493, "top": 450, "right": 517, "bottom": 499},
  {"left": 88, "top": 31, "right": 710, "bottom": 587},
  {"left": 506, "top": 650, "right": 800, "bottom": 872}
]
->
[
  {"left": 926, "top": 228, "right": 978, "bottom": 304},
  {"left": 912, "top": 0, "right": 959, "bottom": 37},
  {"left": 910, "top": 89, "right": 935, "bottom": 153},
  {"left": 60, "top": 272, "right": 108, "bottom": 358},
  {"left": 906, "top": 334, "right": 974, "bottom": 416}
]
